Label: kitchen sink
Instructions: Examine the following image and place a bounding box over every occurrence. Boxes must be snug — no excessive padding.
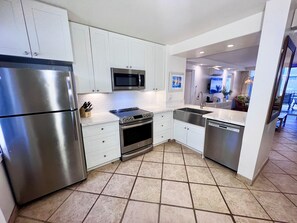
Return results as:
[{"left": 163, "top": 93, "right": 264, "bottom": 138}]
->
[{"left": 173, "top": 107, "right": 212, "bottom": 127}]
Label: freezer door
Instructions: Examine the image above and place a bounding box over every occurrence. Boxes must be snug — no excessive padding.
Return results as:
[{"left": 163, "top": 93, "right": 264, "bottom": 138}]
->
[
  {"left": 0, "top": 66, "right": 76, "bottom": 117},
  {"left": 0, "top": 110, "right": 87, "bottom": 205}
]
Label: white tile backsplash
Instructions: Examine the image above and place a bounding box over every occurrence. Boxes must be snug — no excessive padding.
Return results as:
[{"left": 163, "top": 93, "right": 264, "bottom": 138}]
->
[{"left": 78, "top": 91, "right": 166, "bottom": 112}]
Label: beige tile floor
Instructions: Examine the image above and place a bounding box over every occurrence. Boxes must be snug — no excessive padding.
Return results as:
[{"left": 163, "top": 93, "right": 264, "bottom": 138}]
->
[{"left": 16, "top": 116, "right": 297, "bottom": 223}]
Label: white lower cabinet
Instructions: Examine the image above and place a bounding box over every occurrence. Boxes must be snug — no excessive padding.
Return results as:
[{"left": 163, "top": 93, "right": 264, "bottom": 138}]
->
[
  {"left": 173, "top": 119, "right": 205, "bottom": 153},
  {"left": 82, "top": 122, "right": 120, "bottom": 170},
  {"left": 153, "top": 111, "right": 172, "bottom": 145}
]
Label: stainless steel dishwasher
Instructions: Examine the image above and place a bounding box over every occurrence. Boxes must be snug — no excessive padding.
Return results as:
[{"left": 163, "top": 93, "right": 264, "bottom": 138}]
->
[{"left": 204, "top": 119, "right": 244, "bottom": 171}]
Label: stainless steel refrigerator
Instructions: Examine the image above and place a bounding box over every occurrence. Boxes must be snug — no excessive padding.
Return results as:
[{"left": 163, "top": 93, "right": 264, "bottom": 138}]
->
[{"left": 0, "top": 61, "right": 87, "bottom": 205}]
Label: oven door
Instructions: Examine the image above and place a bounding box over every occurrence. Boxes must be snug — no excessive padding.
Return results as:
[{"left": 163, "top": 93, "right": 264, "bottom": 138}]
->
[{"left": 120, "top": 119, "right": 153, "bottom": 154}]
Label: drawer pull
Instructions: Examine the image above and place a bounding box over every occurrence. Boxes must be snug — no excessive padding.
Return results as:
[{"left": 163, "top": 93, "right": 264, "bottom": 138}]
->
[
  {"left": 161, "top": 125, "right": 164, "bottom": 127},
  {"left": 184, "top": 127, "right": 186, "bottom": 129},
  {"left": 104, "top": 155, "right": 106, "bottom": 157},
  {"left": 161, "top": 115, "right": 164, "bottom": 117},
  {"left": 161, "top": 136, "right": 163, "bottom": 138},
  {"left": 102, "top": 140, "right": 105, "bottom": 143},
  {"left": 101, "top": 128, "right": 104, "bottom": 130}
]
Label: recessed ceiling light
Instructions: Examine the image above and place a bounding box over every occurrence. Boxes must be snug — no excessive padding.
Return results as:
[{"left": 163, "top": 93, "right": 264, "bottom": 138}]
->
[
  {"left": 200, "top": 51, "right": 205, "bottom": 54},
  {"left": 227, "top": 44, "right": 234, "bottom": 48}
]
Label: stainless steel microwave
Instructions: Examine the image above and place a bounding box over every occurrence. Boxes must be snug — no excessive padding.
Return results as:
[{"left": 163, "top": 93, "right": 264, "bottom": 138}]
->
[{"left": 111, "top": 68, "right": 145, "bottom": 91}]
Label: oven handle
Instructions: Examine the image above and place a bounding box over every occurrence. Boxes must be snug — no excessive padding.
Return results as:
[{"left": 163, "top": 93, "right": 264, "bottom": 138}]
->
[{"left": 121, "top": 119, "right": 153, "bottom": 129}]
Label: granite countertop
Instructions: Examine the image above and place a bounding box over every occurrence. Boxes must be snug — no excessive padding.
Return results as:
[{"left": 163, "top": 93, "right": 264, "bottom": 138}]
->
[
  {"left": 80, "top": 112, "right": 119, "bottom": 127},
  {"left": 80, "top": 104, "right": 246, "bottom": 127},
  {"left": 144, "top": 104, "right": 246, "bottom": 126}
]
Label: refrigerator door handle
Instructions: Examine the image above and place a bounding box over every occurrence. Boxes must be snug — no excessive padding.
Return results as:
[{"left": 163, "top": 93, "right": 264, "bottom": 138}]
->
[
  {"left": 66, "top": 75, "right": 75, "bottom": 110},
  {"left": 72, "top": 112, "right": 78, "bottom": 140}
]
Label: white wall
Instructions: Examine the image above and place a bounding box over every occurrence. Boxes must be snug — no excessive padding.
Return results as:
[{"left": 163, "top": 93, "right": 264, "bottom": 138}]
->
[
  {"left": 78, "top": 90, "right": 166, "bottom": 112},
  {"left": 237, "top": 0, "right": 294, "bottom": 181},
  {"left": 0, "top": 161, "right": 15, "bottom": 222},
  {"left": 165, "top": 51, "right": 187, "bottom": 106}
]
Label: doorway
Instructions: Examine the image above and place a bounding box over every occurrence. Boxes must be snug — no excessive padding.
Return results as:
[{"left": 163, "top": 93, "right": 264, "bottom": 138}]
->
[{"left": 184, "top": 69, "right": 195, "bottom": 104}]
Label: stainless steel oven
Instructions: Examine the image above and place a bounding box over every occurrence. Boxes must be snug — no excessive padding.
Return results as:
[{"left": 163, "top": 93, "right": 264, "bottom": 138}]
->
[
  {"left": 111, "top": 68, "right": 145, "bottom": 91},
  {"left": 120, "top": 118, "right": 153, "bottom": 160}
]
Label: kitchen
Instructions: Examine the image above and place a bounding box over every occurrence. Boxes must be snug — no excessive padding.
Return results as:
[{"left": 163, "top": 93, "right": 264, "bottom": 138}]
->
[{"left": 1, "top": 0, "right": 297, "bottom": 222}]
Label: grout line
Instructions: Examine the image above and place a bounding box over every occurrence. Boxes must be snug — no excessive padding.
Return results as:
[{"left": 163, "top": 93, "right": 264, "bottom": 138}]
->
[
  {"left": 44, "top": 188, "right": 75, "bottom": 222},
  {"left": 157, "top": 143, "right": 165, "bottom": 223},
  {"left": 181, "top": 145, "right": 198, "bottom": 223},
  {"left": 119, "top": 148, "right": 144, "bottom": 223},
  {"left": 206, "top": 162, "right": 237, "bottom": 223},
  {"left": 81, "top": 165, "right": 120, "bottom": 223}
]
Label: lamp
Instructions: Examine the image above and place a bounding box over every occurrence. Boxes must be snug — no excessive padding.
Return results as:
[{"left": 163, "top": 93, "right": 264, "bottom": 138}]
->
[{"left": 241, "top": 76, "right": 253, "bottom": 95}]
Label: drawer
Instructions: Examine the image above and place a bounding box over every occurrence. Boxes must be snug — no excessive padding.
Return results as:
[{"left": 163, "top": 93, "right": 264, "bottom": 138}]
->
[
  {"left": 154, "top": 112, "right": 172, "bottom": 121},
  {"left": 86, "top": 148, "right": 120, "bottom": 170},
  {"left": 84, "top": 134, "right": 119, "bottom": 154},
  {"left": 82, "top": 122, "right": 119, "bottom": 137},
  {"left": 153, "top": 129, "right": 171, "bottom": 145},
  {"left": 154, "top": 119, "right": 171, "bottom": 132}
]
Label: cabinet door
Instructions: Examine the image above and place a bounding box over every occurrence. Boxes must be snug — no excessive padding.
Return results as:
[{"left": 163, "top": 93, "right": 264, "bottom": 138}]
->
[
  {"left": 129, "top": 38, "right": 145, "bottom": 69},
  {"left": 187, "top": 124, "right": 205, "bottom": 153},
  {"left": 173, "top": 120, "right": 187, "bottom": 144},
  {"left": 0, "top": 0, "right": 31, "bottom": 57},
  {"left": 70, "top": 22, "right": 95, "bottom": 93},
  {"left": 109, "top": 32, "right": 129, "bottom": 69},
  {"left": 154, "top": 45, "right": 166, "bottom": 91},
  {"left": 145, "top": 43, "right": 155, "bottom": 91},
  {"left": 90, "top": 27, "right": 112, "bottom": 92},
  {"left": 22, "top": 0, "right": 73, "bottom": 61}
]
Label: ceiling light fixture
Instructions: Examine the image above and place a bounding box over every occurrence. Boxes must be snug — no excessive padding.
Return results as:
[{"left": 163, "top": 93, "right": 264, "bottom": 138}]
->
[
  {"left": 213, "top": 67, "right": 220, "bottom": 70},
  {"left": 200, "top": 51, "right": 205, "bottom": 54},
  {"left": 214, "top": 65, "right": 222, "bottom": 68},
  {"left": 227, "top": 44, "right": 234, "bottom": 48}
]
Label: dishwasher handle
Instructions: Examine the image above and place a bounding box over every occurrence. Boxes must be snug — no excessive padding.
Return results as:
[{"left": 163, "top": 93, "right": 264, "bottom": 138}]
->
[{"left": 208, "top": 122, "right": 240, "bottom": 133}]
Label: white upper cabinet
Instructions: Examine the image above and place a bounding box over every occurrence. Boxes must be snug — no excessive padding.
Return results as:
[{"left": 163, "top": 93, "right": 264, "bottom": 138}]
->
[
  {"left": 0, "top": 0, "right": 31, "bottom": 57},
  {"left": 145, "top": 43, "right": 166, "bottom": 91},
  {"left": 129, "top": 39, "right": 145, "bottom": 69},
  {"left": 0, "top": 0, "right": 73, "bottom": 61},
  {"left": 154, "top": 45, "right": 166, "bottom": 91},
  {"left": 90, "top": 27, "right": 112, "bottom": 93},
  {"left": 70, "top": 22, "right": 94, "bottom": 94},
  {"left": 145, "top": 43, "right": 155, "bottom": 91},
  {"left": 109, "top": 33, "right": 145, "bottom": 70},
  {"left": 22, "top": 0, "right": 73, "bottom": 61}
]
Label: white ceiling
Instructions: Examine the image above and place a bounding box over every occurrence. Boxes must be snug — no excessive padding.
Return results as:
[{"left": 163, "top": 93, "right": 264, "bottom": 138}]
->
[
  {"left": 188, "top": 46, "right": 260, "bottom": 69},
  {"left": 38, "top": 0, "right": 267, "bottom": 44}
]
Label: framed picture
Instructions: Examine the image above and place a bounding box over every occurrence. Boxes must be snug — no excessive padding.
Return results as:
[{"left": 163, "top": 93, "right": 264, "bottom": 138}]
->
[
  {"left": 267, "top": 36, "right": 296, "bottom": 123},
  {"left": 169, "top": 72, "right": 184, "bottom": 92}
]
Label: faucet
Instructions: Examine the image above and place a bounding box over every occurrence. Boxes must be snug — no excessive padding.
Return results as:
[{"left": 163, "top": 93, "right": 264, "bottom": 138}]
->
[{"left": 198, "top": 91, "right": 204, "bottom": 109}]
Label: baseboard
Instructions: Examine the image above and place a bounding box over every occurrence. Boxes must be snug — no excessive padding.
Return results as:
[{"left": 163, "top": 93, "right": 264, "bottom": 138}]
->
[
  {"left": 8, "top": 206, "right": 18, "bottom": 223},
  {"left": 236, "top": 158, "right": 269, "bottom": 186}
]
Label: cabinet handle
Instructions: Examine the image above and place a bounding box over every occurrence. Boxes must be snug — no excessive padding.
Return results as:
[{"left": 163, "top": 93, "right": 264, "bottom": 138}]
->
[
  {"left": 24, "top": 51, "right": 30, "bottom": 55},
  {"left": 161, "top": 115, "right": 164, "bottom": 118},
  {"left": 104, "top": 155, "right": 106, "bottom": 157},
  {"left": 130, "top": 66, "right": 132, "bottom": 68},
  {"left": 187, "top": 128, "right": 189, "bottom": 130},
  {"left": 92, "top": 90, "right": 95, "bottom": 92},
  {"left": 101, "top": 128, "right": 104, "bottom": 130},
  {"left": 102, "top": 140, "right": 105, "bottom": 143},
  {"left": 156, "top": 88, "right": 158, "bottom": 90},
  {"left": 184, "top": 127, "right": 186, "bottom": 129},
  {"left": 33, "top": 52, "right": 38, "bottom": 56},
  {"left": 126, "top": 66, "right": 129, "bottom": 68},
  {"left": 161, "top": 125, "right": 163, "bottom": 127},
  {"left": 161, "top": 136, "right": 163, "bottom": 138},
  {"left": 97, "top": 90, "right": 99, "bottom": 92}
]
